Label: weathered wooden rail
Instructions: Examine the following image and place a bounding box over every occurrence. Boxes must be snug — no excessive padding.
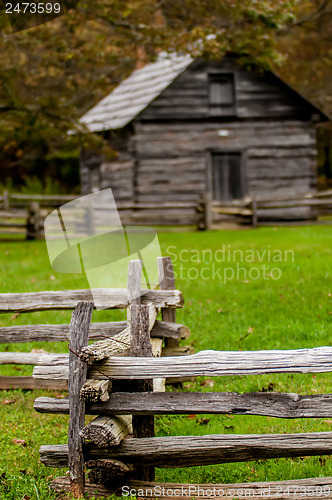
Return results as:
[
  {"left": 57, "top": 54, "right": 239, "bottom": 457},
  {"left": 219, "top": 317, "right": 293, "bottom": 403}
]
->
[
  {"left": 35, "top": 391, "right": 332, "bottom": 418},
  {"left": 205, "top": 188, "right": 332, "bottom": 229},
  {"left": 31, "top": 258, "right": 332, "bottom": 499}
]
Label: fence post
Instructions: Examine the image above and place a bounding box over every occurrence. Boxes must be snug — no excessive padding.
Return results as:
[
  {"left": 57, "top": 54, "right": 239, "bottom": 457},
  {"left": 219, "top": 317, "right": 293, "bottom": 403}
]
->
[
  {"left": 128, "top": 259, "right": 155, "bottom": 482},
  {"left": 158, "top": 256, "right": 178, "bottom": 349},
  {"left": 68, "top": 301, "right": 93, "bottom": 498},
  {"left": 203, "top": 192, "right": 212, "bottom": 231},
  {"left": 3, "top": 190, "right": 9, "bottom": 211},
  {"left": 251, "top": 197, "right": 258, "bottom": 228},
  {"left": 26, "top": 201, "right": 41, "bottom": 240}
]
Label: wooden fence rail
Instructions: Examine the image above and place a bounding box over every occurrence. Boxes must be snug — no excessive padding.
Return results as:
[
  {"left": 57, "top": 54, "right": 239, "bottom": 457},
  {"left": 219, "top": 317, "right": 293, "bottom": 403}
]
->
[
  {"left": 33, "top": 346, "right": 332, "bottom": 380},
  {"left": 51, "top": 477, "right": 332, "bottom": 500},
  {"left": 35, "top": 391, "right": 332, "bottom": 418},
  {"left": 206, "top": 189, "right": 332, "bottom": 229},
  {"left": 39, "top": 432, "right": 332, "bottom": 468}
]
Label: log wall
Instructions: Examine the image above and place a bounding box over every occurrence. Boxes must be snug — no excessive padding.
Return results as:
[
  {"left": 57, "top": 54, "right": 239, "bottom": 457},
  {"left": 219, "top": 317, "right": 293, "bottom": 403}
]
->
[{"left": 80, "top": 57, "right": 323, "bottom": 222}]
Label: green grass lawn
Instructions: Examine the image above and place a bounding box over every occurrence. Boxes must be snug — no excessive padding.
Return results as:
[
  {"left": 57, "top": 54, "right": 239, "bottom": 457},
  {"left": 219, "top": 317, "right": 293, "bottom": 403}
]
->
[{"left": 1, "top": 226, "right": 332, "bottom": 498}]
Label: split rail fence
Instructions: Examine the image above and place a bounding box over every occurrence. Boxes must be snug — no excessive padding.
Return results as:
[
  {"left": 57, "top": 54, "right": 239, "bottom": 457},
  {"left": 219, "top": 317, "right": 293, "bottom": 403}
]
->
[
  {"left": 0, "top": 191, "right": 76, "bottom": 239},
  {"left": 204, "top": 189, "right": 332, "bottom": 229},
  {"left": 0, "top": 257, "right": 191, "bottom": 391},
  {"left": 28, "top": 258, "right": 332, "bottom": 499},
  {"left": 2, "top": 189, "right": 332, "bottom": 235}
]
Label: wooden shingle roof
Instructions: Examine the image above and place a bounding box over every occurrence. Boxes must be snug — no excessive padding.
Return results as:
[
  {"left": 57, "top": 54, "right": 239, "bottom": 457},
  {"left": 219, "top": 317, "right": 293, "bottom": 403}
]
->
[{"left": 81, "top": 52, "right": 193, "bottom": 132}]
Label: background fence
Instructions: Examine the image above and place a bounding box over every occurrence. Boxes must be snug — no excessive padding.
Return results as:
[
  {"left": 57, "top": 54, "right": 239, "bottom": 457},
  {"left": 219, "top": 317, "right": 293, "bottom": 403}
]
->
[
  {"left": 0, "top": 191, "right": 76, "bottom": 239},
  {"left": 1, "top": 189, "right": 332, "bottom": 237}
]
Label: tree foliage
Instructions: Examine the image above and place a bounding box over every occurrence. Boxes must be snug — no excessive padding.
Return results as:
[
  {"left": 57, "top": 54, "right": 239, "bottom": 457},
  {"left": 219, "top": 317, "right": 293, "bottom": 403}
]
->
[{"left": 0, "top": 0, "right": 330, "bottom": 189}]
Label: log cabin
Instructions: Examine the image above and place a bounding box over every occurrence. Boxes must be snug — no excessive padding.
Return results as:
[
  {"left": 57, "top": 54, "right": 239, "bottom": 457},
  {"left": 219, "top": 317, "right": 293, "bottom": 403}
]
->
[{"left": 80, "top": 53, "right": 329, "bottom": 224}]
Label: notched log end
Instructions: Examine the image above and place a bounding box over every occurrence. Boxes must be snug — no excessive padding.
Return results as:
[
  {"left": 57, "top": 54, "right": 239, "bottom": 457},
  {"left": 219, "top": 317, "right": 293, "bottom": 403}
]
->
[
  {"left": 80, "top": 379, "right": 111, "bottom": 403},
  {"left": 86, "top": 459, "right": 134, "bottom": 485},
  {"left": 80, "top": 415, "right": 132, "bottom": 447}
]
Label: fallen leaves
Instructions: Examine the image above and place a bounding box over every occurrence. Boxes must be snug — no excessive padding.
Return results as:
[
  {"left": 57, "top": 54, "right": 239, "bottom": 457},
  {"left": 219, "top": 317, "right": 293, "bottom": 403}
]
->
[
  {"left": 11, "top": 438, "right": 27, "bottom": 447},
  {"left": 196, "top": 418, "right": 210, "bottom": 425},
  {"left": 187, "top": 414, "right": 210, "bottom": 425},
  {"left": 238, "top": 327, "right": 255, "bottom": 343},
  {"left": 10, "top": 313, "right": 20, "bottom": 320},
  {"left": 200, "top": 379, "right": 214, "bottom": 388},
  {"left": 1, "top": 399, "right": 16, "bottom": 405}
]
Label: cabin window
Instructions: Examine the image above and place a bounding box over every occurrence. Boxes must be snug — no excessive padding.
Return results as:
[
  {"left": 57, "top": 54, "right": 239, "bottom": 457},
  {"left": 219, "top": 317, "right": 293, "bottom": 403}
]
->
[
  {"left": 209, "top": 73, "right": 236, "bottom": 116},
  {"left": 211, "top": 152, "right": 244, "bottom": 201}
]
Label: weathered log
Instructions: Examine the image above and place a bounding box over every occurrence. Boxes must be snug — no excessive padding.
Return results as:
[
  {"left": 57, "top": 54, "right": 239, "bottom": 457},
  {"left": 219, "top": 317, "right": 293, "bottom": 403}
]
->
[
  {"left": 0, "top": 210, "right": 27, "bottom": 219},
  {"left": 32, "top": 344, "right": 190, "bottom": 381},
  {"left": 34, "top": 346, "right": 332, "bottom": 380},
  {"left": 80, "top": 379, "right": 111, "bottom": 403},
  {"left": 86, "top": 347, "right": 332, "bottom": 379},
  {"left": 151, "top": 338, "right": 163, "bottom": 357},
  {"left": 1, "top": 376, "right": 67, "bottom": 391},
  {"left": 79, "top": 343, "right": 164, "bottom": 401},
  {"left": 0, "top": 322, "right": 126, "bottom": 343},
  {"left": 68, "top": 301, "right": 93, "bottom": 498},
  {"left": 130, "top": 305, "right": 153, "bottom": 359},
  {"left": 212, "top": 206, "right": 253, "bottom": 216},
  {"left": 40, "top": 431, "right": 332, "bottom": 469},
  {"left": 80, "top": 302, "right": 158, "bottom": 363},
  {"left": 50, "top": 476, "right": 332, "bottom": 500},
  {"left": 161, "top": 346, "right": 195, "bottom": 357},
  {"left": 10, "top": 193, "right": 76, "bottom": 202},
  {"left": 151, "top": 321, "right": 190, "bottom": 340},
  {"left": 0, "top": 320, "right": 189, "bottom": 344},
  {"left": 80, "top": 415, "right": 132, "bottom": 447},
  {"left": 86, "top": 459, "right": 133, "bottom": 485},
  {"left": 128, "top": 260, "right": 155, "bottom": 482},
  {"left": 258, "top": 198, "right": 332, "bottom": 209},
  {"left": 34, "top": 391, "right": 332, "bottom": 418},
  {"left": 0, "top": 352, "right": 49, "bottom": 365},
  {"left": 33, "top": 344, "right": 189, "bottom": 380},
  {"left": 37, "top": 353, "right": 68, "bottom": 365},
  {"left": 0, "top": 289, "right": 183, "bottom": 313}
]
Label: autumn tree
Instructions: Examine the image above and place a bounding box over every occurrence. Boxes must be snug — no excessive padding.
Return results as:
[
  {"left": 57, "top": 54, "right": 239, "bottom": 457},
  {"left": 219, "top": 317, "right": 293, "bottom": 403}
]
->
[{"left": 0, "top": 0, "right": 319, "bottom": 189}]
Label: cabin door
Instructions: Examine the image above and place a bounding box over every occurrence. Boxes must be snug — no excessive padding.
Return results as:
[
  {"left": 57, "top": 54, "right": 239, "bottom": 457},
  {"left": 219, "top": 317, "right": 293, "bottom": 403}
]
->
[{"left": 211, "top": 152, "right": 244, "bottom": 201}]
